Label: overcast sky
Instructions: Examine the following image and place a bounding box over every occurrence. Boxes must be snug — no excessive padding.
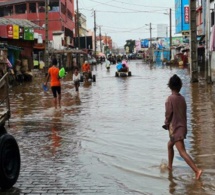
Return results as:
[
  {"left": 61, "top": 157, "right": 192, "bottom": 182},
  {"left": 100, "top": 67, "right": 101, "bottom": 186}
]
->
[{"left": 77, "top": 0, "right": 175, "bottom": 47}]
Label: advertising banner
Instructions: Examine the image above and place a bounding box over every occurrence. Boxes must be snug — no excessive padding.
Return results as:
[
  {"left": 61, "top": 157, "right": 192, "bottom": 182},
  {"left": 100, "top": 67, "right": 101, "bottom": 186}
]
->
[
  {"left": 184, "top": 5, "right": 189, "bottom": 24},
  {"left": 24, "top": 27, "right": 34, "bottom": 40},
  {"left": 135, "top": 40, "right": 141, "bottom": 51},
  {"left": 172, "top": 37, "right": 183, "bottom": 45},
  {"left": 141, "top": 39, "right": 149, "bottom": 48},
  {"left": 13, "top": 25, "right": 19, "bottom": 39},
  {"left": 7, "top": 25, "right": 13, "bottom": 39},
  {"left": 19, "top": 27, "right": 24, "bottom": 39}
]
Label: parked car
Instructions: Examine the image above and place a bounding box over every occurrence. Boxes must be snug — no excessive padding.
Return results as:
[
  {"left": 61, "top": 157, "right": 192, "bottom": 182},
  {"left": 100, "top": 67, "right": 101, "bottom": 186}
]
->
[{"left": 88, "top": 57, "right": 97, "bottom": 65}]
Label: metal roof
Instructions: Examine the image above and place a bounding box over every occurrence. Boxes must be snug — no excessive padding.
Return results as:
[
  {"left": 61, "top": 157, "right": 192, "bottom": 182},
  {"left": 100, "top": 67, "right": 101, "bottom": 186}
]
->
[{"left": 0, "top": 18, "right": 42, "bottom": 29}]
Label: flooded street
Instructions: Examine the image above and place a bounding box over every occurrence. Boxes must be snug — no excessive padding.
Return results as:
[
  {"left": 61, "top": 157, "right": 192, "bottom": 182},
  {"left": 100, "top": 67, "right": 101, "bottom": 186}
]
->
[{"left": 3, "top": 60, "right": 215, "bottom": 195}]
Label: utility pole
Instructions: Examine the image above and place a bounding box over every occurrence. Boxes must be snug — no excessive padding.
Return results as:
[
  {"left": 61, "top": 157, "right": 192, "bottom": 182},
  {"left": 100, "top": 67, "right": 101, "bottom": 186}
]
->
[
  {"left": 205, "top": 0, "right": 212, "bottom": 83},
  {"left": 169, "top": 8, "right": 172, "bottom": 61},
  {"left": 94, "top": 10, "right": 97, "bottom": 56},
  {"left": 44, "top": 0, "right": 49, "bottom": 69},
  {"left": 190, "top": 0, "right": 198, "bottom": 82},
  {"left": 76, "top": 0, "right": 80, "bottom": 49},
  {"left": 149, "top": 23, "right": 152, "bottom": 62},
  {"left": 99, "top": 26, "right": 102, "bottom": 52},
  {"left": 76, "top": 0, "right": 80, "bottom": 68},
  {"left": 105, "top": 33, "right": 107, "bottom": 57}
]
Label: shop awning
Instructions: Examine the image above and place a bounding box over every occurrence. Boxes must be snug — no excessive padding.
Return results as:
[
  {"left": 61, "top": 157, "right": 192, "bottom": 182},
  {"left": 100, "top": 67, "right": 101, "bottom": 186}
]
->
[{"left": 0, "top": 18, "right": 42, "bottom": 29}]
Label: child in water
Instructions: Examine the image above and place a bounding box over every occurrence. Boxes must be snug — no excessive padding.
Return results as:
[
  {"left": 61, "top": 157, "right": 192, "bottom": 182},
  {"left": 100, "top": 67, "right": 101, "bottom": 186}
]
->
[
  {"left": 164, "top": 74, "right": 202, "bottom": 180},
  {"left": 72, "top": 67, "right": 80, "bottom": 93}
]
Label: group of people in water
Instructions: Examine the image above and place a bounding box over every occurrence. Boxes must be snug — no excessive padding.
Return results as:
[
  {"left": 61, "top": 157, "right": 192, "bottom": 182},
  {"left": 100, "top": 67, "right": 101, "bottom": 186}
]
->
[{"left": 43, "top": 59, "right": 92, "bottom": 108}]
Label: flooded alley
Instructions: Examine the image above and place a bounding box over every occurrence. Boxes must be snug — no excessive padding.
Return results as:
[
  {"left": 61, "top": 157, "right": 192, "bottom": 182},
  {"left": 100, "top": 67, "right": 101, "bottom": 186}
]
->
[{"left": 2, "top": 60, "right": 215, "bottom": 195}]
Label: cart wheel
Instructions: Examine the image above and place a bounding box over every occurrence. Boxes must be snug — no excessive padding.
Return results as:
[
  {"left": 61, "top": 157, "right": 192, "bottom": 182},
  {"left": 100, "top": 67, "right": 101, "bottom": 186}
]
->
[
  {"left": 128, "top": 71, "right": 132, "bottom": 76},
  {"left": 92, "top": 75, "right": 96, "bottom": 82},
  {"left": 115, "top": 72, "right": 118, "bottom": 77},
  {"left": 0, "top": 134, "right": 20, "bottom": 189},
  {"left": 80, "top": 75, "right": 83, "bottom": 82}
]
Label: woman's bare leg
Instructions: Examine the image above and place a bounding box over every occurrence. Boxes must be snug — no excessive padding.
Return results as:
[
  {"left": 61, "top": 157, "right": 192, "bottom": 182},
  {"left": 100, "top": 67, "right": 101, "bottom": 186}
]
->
[{"left": 175, "top": 140, "right": 202, "bottom": 179}]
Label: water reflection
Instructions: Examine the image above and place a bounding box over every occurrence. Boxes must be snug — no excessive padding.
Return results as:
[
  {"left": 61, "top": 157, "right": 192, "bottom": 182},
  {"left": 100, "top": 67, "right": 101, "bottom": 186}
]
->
[{"left": 168, "top": 171, "right": 177, "bottom": 194}]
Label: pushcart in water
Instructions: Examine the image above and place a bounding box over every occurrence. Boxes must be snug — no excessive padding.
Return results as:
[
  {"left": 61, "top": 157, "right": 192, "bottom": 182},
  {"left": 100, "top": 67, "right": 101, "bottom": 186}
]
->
[{"left": 0, "top": 45, "right": 20, "bottom": 189}]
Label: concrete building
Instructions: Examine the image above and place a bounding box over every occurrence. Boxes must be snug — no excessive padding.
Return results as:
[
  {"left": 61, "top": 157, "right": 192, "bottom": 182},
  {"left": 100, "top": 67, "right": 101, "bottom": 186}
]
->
[{"left": 0, "top": 0, "right": 75, "bottom": 49}]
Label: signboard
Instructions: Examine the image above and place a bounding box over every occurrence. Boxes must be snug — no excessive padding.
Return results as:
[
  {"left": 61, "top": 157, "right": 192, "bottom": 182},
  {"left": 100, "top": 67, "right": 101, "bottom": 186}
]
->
[
  {"left": 172, "top": 37, "right": 183, "bottom": 46},
  {"left": 184, "top": 5, "right": 189, "bottom": 24},
  {"left": 7, "top": 25, "right": 13, "bottom": 39},
  {"left": 19, "top": 27, "right": 24, "bottom": 39},
  {"left": 135, "top": 40, "right": 141, "bottom": 51},
  {"left": 141, "top": 39, "right": 149, "bottom": 48},
  {"left": 13, "top": 25, "right": 19, "bottom": 39},
  {"left": 157, "top": 24, "right": 168, "bottom": 37},
  {"left": 24, "top": 27, "right": 34, "bottom": 40},
  {"left": 182, "top": 31, "right": 190, "bottom": 36}
]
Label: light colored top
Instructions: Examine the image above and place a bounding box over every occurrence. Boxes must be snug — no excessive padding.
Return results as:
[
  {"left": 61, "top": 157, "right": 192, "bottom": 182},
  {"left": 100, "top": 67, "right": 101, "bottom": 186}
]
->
[
  {"left": 165, "top": 92, "right": 187, "bottom": 142},
  {"left": 72, "top": 73, "right": 80, "bottom": 82}
]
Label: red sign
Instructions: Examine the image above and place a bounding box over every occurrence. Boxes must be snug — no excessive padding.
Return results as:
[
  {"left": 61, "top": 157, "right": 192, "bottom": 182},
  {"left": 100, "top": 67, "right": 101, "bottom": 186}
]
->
[
  {"left": 184, "top": 6, "right": 189, "bottom": 24},
  {"left": 7, "top": 25, "right": 13, "bottom": 38}
]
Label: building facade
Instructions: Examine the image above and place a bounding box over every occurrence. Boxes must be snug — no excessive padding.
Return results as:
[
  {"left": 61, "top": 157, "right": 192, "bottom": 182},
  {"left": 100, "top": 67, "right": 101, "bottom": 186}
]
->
[
  {"left": 0, "top": 0, "right": 75, "bottom": 48},
  {"left": 175, "top": 0, "right": 190, "bottom": 34}
]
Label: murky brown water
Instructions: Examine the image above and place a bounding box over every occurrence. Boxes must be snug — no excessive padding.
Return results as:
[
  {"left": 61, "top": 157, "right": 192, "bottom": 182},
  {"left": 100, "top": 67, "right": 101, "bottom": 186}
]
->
[{"left": 5, "top": 60, "right": 215, "bottom": 194}]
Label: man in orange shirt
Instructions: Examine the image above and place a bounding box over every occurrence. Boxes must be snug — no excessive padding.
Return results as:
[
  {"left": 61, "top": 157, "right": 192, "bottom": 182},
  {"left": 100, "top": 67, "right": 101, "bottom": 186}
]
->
[
  {"left": 82, "top": 60, "right": 91, "bottom": 81},
  {"left": 44, "top": 58, "right": 61, "bottom": 108},
  {"left": 82, "top": 60, "right": 91, "bottom": 72}
]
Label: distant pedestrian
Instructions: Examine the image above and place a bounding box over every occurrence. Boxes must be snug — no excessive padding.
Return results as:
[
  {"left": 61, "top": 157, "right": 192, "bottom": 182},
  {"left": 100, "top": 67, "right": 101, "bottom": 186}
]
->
[
  {"left": 82, "top": 60, "right": 91, "bottom": 82},
  {"left": 44, "top": 58, "right": 61, "bottom": 109},
  {"left": 164, "top": 74, "right": 202, "bottom": 180},
  {"left": 72, "top": 67, "right": 80, "bottom": 93}
]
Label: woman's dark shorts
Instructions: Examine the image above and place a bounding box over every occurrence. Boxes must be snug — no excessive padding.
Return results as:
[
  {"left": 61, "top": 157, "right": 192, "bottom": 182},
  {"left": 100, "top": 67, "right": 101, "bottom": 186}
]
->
[{"left": 51, "top": 86, "right": 61, "bottom": 98}]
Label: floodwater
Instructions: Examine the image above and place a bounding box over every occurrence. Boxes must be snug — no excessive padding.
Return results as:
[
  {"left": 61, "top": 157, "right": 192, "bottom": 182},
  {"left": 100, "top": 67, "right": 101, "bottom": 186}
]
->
[{"left": 5, "top": 60, "right": 215, "bottom": 194}]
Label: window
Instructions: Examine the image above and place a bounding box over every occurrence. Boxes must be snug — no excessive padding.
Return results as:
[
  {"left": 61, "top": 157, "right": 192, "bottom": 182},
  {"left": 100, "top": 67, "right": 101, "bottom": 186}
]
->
[
  {"left": 49, "top": 0, "right": 59, "bottom": 12},
  {"left": 38, "top": 2, "right": 45, "bottom": 13},
  {"left": 0, "top": 5, "right": 13, "bottom": 16},
  {"left": 67, "top": 10, "right": 73, "bottom": 20},
  {"left": 15, "top": 4, "right": 26, "bottom": 14},
  {"left": 211, "top": 11, "right": 214, "bottom": 27},
  {"left": 61, "top": 3, "right": 66, "bottom": 14},
  {"left": 29, "top": 3, "right": 36, "bottom": 13}
]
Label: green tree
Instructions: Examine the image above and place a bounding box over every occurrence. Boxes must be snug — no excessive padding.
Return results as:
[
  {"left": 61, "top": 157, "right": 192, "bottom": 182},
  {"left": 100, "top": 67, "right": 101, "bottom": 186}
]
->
[{"left": 124, "top": 39, "right": 135, "bottom": 53}]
